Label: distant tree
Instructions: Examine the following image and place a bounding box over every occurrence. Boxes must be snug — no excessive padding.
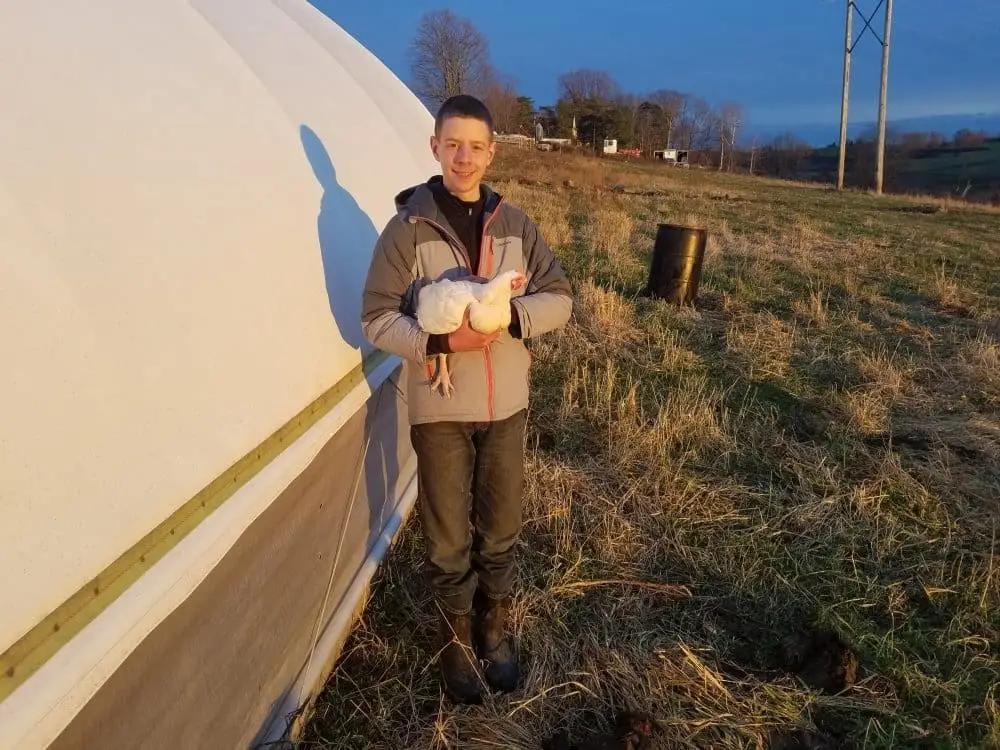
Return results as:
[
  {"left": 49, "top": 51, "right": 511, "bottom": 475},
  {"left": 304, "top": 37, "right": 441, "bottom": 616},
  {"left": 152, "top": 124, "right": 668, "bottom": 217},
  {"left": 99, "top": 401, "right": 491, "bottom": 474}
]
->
[
  {"left": 848, "top": 137, "right": 876, "bottom": 185},
  {"left": 611, "top": 93, "right": 640, "bottom": 148},
  {"left": 954, "top": 129, "right": 988, "bottom": 148},
  {"left": 482, "top": 69, "right": 521, "bottom": 134},
  {"left": 688, "top": 97, "right": 716, "bottom": 155},
  {"left": 514, "top": 96, "right": 536, "bottom": 136},
  {"left": 901, "top": 131, "right": 931, "bottom": 154},
  {"left": 554, "top": 68, "right": 622, "bottom": 152},
  {"left": 408, "top": 9, "right": 492, "bottom": 109},
  {"left": 635, "top": 101, "right": 665, "bottom": 155},
  {"left": 557, "top": 68, "right": 620, "bottom": 103},
  {"left": 557, "top": 97, "right": 613, "bottom": 152},
  {"left": 647, "top": 89, "right": 686, "bottom": 148},
  {"left": 719, "top": 101, "right": 744, "bottom": 171},
  {"left": 713, "top": 111, "right": 726, "bottom": 169},
  {"left": 762, "top": 133, "right": 812, "bottom": 178},
  {"left": 542, "top": 71, "right": 752, "bottom": 163},
  {"left": 927, "top": 132, "right": 946, "bottom": 149},
  {"left": 845, "top": 132, "right": 904, "bottom": 190},
  {"left": 673, "top": 108, "right": 694, "bottom": 151}
]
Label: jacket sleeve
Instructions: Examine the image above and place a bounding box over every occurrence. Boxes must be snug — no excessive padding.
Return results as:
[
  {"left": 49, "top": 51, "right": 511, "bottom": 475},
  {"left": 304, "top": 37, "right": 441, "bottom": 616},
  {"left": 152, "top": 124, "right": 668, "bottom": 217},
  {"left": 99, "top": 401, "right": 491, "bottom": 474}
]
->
[
  {"left": 360, "top": 216, "right": 431, "bottom": 364},
  {"left": 510, "top": 216, "right": 573, "bottom": 339}
]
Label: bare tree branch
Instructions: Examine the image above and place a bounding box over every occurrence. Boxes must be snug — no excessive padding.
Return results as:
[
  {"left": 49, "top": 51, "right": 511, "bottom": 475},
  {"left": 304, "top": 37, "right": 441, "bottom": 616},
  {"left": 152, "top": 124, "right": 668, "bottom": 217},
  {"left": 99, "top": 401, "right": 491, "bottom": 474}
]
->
[
  {"left": 720, "top": 101, "right": 744, "bottom": 171},
  {"left": 557, "top": 69, "right": 620, "bottom": 104},
  {"left": 648, "top": 89, "right": 686, "bottom": 148},
  {"left": 688, "top": 97, "right": 715, "bottom": 153},
  {"left": 482, "top": 68, "right": 521, "bottom": 134},
  {"left": 408, "top": 10, "right": 492, "bottom": 110}
]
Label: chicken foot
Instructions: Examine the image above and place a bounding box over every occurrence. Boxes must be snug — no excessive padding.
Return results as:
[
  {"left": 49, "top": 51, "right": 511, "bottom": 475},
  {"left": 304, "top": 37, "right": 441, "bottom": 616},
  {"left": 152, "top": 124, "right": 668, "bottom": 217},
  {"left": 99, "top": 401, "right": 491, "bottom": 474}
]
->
[{"left": 429, "top": 353, "right": 455, "bottom": 398}]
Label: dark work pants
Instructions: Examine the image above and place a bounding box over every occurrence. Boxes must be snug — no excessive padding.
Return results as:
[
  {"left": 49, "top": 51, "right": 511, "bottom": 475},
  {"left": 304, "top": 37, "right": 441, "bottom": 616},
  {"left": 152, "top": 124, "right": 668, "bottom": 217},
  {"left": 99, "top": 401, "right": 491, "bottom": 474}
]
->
[{"left": 409, "top": 408, "right": 527, "bottom": 615}]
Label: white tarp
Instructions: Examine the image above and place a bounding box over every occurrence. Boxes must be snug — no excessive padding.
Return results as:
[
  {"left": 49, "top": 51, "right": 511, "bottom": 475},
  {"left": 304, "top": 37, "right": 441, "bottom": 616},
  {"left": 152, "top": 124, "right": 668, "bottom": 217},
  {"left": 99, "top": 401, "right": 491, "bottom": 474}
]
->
[{"left": 0, "top": 0, "right": 434, "bottom": 673}]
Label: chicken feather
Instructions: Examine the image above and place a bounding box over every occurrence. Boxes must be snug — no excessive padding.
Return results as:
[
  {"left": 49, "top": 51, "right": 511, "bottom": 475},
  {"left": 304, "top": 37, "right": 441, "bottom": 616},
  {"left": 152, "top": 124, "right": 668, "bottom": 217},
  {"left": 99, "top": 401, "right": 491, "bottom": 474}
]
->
[{"left": 415, "top": 270, "right": 527, "bottom": 397}]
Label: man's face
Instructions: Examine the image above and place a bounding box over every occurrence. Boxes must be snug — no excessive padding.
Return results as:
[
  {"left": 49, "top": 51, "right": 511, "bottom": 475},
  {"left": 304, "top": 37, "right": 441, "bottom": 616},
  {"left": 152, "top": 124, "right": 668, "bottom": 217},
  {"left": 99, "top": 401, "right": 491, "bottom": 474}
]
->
[{"left": 431, "top": 115, "right": 495, "bottom": 201}]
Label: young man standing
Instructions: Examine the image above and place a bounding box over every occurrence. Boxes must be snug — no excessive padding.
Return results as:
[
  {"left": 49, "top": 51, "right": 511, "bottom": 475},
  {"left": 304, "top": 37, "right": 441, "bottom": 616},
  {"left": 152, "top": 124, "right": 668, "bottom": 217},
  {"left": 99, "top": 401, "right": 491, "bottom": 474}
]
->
[{"left": 360, "top": 95, "right": 572, "bottom": 704}]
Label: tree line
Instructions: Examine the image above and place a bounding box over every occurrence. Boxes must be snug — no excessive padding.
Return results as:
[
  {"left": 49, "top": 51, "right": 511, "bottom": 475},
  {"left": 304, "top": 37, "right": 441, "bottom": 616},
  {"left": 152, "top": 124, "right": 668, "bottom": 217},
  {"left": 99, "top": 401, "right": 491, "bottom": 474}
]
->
[
  {"left": 748, "top": 125, "right": 999, "bottom": 184},
  {"left": 408, "top": 8, "right": 998, "bottom": 191},
  {"left": 408, "top": 9, "right": 743, "bottom": 169}
]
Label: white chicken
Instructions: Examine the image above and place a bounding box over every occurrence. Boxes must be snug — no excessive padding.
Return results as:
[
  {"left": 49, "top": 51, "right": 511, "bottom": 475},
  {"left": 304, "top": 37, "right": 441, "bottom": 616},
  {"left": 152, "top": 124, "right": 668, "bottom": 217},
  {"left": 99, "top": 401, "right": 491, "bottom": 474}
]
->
[{"left": 415, "top": 269, "right": 527, "bottom": 397}]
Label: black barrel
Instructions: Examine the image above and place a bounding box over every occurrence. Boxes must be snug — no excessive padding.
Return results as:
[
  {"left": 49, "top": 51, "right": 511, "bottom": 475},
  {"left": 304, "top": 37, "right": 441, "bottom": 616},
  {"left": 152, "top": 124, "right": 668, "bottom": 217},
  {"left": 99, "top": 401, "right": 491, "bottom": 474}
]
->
[{"left": 644, "top": 223, "right": 707, "bottom": 305}]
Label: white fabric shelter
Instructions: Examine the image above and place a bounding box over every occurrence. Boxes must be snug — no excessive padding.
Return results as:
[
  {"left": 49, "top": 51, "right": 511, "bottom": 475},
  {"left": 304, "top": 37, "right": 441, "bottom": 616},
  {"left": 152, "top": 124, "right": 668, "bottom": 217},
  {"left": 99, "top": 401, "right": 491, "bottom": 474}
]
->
[{"left": 0, "top": 2, "right": 433, "bottom": 746}]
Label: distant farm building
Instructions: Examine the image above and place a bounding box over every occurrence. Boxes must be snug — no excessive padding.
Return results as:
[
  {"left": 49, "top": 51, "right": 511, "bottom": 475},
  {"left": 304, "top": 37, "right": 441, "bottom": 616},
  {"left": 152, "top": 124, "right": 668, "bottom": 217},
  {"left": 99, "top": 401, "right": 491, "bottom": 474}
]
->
[{"left": 654, "top": 148, "right": 691, "bottom": 166}]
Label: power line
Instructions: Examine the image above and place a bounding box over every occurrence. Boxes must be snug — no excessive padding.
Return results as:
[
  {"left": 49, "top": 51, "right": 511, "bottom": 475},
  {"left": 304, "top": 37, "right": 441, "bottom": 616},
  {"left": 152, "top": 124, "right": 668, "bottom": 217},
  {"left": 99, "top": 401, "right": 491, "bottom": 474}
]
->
[
  {"left": 851, "top": 0, "right": 886, "bottom": 51},
  {"left": 836, "top": 0, "right": 895, "bottom": 194}
]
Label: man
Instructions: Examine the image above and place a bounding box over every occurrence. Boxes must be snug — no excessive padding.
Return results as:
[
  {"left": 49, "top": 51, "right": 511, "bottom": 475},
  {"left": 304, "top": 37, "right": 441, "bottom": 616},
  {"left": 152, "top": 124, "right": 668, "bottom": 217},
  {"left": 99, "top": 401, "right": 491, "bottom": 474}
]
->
[{"left": 360, "top": 94, "right": 573, "bottom": 704}]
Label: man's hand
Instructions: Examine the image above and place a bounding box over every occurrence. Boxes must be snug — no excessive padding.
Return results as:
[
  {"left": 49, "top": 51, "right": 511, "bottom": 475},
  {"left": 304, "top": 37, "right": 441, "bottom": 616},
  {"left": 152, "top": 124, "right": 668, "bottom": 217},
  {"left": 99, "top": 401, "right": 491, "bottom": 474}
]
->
[{"left": 447, "top": 307, "right": 501, "bottom": 352}]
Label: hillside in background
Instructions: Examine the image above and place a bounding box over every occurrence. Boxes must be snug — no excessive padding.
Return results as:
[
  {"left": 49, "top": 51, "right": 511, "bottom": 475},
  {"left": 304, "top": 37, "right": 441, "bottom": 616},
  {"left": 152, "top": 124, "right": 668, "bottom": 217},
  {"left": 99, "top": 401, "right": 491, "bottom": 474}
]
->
[
  {"left": 745, "top": 113, "right": 1000, "bottom": 150},
  {"left": 746, "top": 136, "right": 1000, "bottom": 202}
]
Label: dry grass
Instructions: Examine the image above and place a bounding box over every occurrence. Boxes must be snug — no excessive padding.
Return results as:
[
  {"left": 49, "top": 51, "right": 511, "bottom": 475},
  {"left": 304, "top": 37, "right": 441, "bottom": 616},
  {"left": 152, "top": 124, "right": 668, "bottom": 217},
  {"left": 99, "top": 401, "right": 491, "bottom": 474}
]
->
[
  {"left": 792, "top": 285, "right": 830, "bottom": 329},
  {"left": 931, "top": 261, "right": 963, "bottom": 310},
  {"left": 855, "top": 346, "right": 911, "bottom": 399},
  {"left": 302, "top": 147, "right": 1000, "bottom": 749},
  {"left": 586, "top": 206, "right": 634, "bottom": 261},
  {"left": 582, "top": 205, "right": 635, "bottom": 282},
  {"left": 726, "top": 311, "right": 796, "bottom": 380},
  {"left": 962, "top": 330, "right": 1000, "bottom": 374},
  {"left": 492, "top": 146, "right": 608, "bottom": 190},
  {"left": 494, "top": 178, "right": 574, "bottom": 249}
]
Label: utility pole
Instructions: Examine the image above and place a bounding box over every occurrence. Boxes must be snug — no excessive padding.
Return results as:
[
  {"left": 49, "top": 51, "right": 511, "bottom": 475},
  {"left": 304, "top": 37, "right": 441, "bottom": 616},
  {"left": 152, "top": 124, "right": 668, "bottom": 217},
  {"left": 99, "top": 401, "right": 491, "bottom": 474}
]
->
[
  {"left": 875, "top": 0, "right": 894, "bottom": 194},
  {"left": 836, "top": 0, "right": 894, "bottom": 193},
  {"left": 837, "top": 0, "right": 853, "bottom": 191}
]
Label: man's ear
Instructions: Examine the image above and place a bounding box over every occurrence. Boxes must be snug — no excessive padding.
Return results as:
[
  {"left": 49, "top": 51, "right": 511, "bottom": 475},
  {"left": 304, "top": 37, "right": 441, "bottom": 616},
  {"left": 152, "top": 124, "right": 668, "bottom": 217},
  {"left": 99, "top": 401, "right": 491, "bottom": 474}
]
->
[
  {"left": 486, "top": 140, "right": 496, "bottom": 166},
  {"left": 430, "top": 135, "right": 441, "bottom": 162}
]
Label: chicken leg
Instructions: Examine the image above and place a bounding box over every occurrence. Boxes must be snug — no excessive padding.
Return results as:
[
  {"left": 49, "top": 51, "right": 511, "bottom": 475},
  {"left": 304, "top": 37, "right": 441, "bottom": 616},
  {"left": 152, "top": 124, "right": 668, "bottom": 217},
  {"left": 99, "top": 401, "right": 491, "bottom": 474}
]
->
[{"left": 430, "top": 353, "right": 455, "bottom": 398}]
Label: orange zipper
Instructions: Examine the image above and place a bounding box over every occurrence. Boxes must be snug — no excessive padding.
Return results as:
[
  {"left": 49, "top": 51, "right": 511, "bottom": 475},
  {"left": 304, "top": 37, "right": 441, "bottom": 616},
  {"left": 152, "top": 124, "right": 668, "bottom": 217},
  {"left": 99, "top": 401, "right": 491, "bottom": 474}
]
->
[
  {"left": 483, "top": 347, "right": 495, "bottom": 420},
  {"left": 477, "top": 198, "right": 503, "bottom": 420},
  {"left": 477, "top": 198, "right": 503, "bottom": 277}
]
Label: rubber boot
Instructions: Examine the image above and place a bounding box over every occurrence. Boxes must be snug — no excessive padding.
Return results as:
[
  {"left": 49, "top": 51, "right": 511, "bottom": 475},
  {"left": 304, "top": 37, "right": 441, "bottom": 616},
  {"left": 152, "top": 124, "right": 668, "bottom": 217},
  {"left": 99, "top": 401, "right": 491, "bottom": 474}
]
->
[
  {"left": 437, "top": 608, "right": 483, "bottom": 705},
  {"left": 473, "top": 590, "right": 519, "bottom": 693}
]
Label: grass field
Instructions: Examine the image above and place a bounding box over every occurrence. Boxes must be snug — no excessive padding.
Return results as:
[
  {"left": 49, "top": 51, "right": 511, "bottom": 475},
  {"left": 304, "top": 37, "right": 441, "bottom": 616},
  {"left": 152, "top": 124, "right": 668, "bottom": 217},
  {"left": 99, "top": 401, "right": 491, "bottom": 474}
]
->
[{"left": 301, "top": 147, "right": 1000, "bottom": 749}]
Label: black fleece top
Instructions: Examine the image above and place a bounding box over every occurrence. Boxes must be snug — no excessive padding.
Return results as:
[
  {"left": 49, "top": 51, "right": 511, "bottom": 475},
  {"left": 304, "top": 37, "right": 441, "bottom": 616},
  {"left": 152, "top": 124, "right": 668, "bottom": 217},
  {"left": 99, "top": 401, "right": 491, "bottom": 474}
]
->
[{"left": 430, "top": 179, "right": 486, "bottom": 271}]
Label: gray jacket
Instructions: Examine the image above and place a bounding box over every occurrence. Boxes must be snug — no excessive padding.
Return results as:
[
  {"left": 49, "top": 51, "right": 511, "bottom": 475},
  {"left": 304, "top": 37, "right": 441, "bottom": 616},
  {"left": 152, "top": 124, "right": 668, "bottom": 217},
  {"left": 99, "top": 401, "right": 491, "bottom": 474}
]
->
[{"left": 360, "top": 177, "right": 573, "bottom": 425}]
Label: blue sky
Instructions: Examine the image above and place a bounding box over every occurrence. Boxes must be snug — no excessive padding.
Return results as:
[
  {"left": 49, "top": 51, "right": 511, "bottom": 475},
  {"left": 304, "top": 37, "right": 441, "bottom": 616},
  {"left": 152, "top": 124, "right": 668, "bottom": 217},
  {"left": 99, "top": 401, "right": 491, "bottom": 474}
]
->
[{"left": 314, "top": 1, "right": 1000, "bottom": 141}]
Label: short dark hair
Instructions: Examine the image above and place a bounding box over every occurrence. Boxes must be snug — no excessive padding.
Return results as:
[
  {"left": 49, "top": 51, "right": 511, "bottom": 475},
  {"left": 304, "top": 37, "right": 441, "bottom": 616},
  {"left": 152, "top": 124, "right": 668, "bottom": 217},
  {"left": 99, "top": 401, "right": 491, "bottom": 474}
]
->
[{"left": 434, "top": 94, "right": 494, "bottom": 137}]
